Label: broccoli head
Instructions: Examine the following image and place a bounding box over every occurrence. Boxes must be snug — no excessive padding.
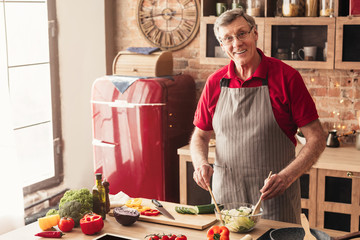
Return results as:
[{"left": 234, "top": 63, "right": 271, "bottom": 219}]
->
[
  {"left": 59, "top": 200, "right": 84, "bottom": 227},
  {"left": 59, "top": 188, "right": 93, "bottom": 214},
  {"left": 46, "top": 209, "right": 59, "bottom": 216}
]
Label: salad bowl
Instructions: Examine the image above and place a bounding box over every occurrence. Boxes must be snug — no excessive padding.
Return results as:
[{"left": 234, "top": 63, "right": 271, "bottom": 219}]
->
[{"left": 214, "top": 202, "right": 262, "bottom": 233}]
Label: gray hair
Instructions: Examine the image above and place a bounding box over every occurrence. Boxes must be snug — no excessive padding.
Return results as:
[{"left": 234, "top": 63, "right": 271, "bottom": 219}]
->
[{"left": 214, "top": 8, "right": 256, "bottom": 42}]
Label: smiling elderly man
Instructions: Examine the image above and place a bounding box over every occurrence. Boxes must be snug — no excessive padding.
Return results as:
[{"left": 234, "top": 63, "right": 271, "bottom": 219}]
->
[{"left": 190, "top": 8, "right": 326, "bottom": 223}]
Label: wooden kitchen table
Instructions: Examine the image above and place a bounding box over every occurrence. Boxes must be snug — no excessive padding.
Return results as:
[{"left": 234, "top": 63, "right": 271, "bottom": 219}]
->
[{"left": 0, "top": 213, "right": 354, "bottom": 240}]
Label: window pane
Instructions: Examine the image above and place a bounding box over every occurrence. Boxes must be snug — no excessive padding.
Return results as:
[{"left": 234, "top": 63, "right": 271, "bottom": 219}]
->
[
  {"left": 5, "top": 1, "right": 49, "bottom": 66},
  {"left": 9, "top": 64, "right": 52, "bottom": 128},
  {"left": 14, "top": 122, "right": 54, "bottom": 186}
]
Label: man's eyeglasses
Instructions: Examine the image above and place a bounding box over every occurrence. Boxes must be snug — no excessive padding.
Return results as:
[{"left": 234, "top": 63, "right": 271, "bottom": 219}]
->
[{"left": 220, "top": 26, "right": 254, "bottom": 46}]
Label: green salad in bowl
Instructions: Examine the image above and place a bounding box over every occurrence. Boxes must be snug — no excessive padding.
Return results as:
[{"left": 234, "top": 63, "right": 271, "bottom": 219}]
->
[{"left": 214, "top": 202, "right": 262, "bottom": 233}]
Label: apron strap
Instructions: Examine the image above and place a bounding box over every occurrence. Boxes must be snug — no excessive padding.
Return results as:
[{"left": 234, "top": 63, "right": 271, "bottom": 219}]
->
[
  {"left": 262, "top": 73, "right": 268, "bottom": 86},
  {"left": 220, "top": 78, "right": 231, "bottom": 87}
]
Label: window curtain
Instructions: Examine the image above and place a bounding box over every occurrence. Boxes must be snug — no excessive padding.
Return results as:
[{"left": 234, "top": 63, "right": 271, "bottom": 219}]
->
[{"left": 0, "top": 68, "right": 25, "bottom": 235}]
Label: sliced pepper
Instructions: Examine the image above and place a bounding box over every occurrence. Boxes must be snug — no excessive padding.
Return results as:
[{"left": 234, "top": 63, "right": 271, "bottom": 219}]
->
[
  {"left": 141, "top": 209, "right": 160, "bottom": 216},
  {"left": 125, "top": 198, "right": 142, "bottom": 208},
  {"left": 80, "top": 213, "right": 104, "bottom": 235},
  {"left": 207, "top": 225, "right": 230, "bottom": 240}
]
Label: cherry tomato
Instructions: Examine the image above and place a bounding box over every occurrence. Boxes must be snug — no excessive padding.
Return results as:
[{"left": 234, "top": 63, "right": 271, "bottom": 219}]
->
[
  {"left": 58, "top": 217, "right": 75, "bottom": 232},
  {"left": 169, "top": 234, "right": 177, "bottom": 240},
  {"left": 148, "top": 235, "right": 160, "bottom": 240},
  {"left": 161, "top": 236, "right": 170, "bottom": 240},
  {"left": 175, "top": 235, "right": 187, "bottom": 240}
]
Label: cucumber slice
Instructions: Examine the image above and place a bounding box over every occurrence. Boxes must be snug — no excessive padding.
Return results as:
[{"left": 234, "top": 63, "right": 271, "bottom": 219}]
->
[
  {"left": 175, "top": 206, "right": 197, "bottom": 215},
  {"left": 195, "top": 203, "right": 224, "bottom": 214}
]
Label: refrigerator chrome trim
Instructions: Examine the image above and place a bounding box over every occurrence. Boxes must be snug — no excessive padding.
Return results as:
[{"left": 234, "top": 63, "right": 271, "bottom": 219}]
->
[{"left": 91, "top": 100, "right": 166, "bottom": 108}]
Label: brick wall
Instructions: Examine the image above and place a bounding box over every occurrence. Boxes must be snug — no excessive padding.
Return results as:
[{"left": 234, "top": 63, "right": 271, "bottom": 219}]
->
[{"left": 114, "top": 1, "right": 360, "bottom": 140}]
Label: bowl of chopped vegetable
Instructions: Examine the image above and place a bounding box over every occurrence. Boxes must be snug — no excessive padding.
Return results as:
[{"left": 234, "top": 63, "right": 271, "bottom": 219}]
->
[{"left": 214, "top": 202, "right": 262, "bottom": 233}]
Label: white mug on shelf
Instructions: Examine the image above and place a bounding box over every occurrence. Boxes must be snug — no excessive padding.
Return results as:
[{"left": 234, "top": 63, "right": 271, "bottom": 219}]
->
[{"left": 298, "top": 46, "right": 317, "bottom": 61}]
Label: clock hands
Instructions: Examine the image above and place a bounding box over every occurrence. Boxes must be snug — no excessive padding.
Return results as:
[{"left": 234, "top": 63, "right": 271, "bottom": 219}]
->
[{"left": 151, "top": 10, "right": 177, "bottom": 18}]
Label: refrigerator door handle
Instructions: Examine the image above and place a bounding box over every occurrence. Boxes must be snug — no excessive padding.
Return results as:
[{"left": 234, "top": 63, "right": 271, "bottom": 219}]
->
[
  {"left": 92, "top": 139, "right": 116, "bottom": 148},
  {"left": 91, "top": 100, "right": 165, "bottom": 108}
]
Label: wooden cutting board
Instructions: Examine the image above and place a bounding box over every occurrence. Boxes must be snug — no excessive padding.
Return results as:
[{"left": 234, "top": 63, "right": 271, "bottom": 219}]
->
[{"left": 110, "top": 198, "right": 218, "bottom": 230}]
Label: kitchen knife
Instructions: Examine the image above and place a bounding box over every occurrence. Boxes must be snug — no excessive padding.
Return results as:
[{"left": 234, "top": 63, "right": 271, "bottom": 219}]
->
[{"left": 151, "top": 199, "right": 175, "bottom": 220}]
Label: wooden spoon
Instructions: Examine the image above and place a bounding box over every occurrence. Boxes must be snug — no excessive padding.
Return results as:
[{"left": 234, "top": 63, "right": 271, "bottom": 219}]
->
[
  {"left": 207, "top": 185, "right": 224, "bottom": 225},
  {"left": 301, "top": 213, "right": 317, "bottom": 240},
  {"left": 252, "top": 171, "right": 272, "bottom": 217}
]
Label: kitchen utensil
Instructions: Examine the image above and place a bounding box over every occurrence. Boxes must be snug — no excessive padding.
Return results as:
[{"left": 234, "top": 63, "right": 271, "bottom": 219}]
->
[
  {"left": 326, "top": 130, "right": 356, "bottom": 148},
  {"left": 300, "top": 214, "right": 316, "bottom": 240},
  {"left": 207, "top": 185, "right": 224, "bottom": 225},
  {"left": 270, "top": 227, "right": 360, "bottom": 240},
  {"left": 151, "top": 199, "right": 175, "bottom": 220},
  {"left": 252, "top": 171, "right": 272, "bottom": 217}
]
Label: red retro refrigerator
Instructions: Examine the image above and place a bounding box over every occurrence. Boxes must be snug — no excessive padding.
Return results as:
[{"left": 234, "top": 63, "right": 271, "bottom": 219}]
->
[{"left": 91, "top": 74, "right": 196, "bottom": 203}]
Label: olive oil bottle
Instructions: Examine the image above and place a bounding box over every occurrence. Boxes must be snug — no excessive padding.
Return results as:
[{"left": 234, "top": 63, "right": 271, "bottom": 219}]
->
[{"left": 92, "top": 173, "right": 106, "bottom": 219}]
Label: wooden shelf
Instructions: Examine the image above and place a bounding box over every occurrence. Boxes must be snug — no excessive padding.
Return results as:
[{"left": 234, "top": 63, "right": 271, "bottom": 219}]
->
[{"left": 199, "top": 0, "right": 360, "bottom": 69}]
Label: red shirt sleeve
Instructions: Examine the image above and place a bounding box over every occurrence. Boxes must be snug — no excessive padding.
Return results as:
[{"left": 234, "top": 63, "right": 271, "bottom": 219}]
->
[{"left": 287, "top": 70, "right": 319, "bottom": 128}]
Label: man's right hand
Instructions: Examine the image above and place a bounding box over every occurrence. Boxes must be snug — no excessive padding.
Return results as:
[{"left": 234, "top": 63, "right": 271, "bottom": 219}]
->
[{"left": 193, "top": 163, "right": 214, "bottom": 191}]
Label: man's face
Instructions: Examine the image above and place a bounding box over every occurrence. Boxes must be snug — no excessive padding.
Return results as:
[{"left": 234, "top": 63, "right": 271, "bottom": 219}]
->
[{"left": 218, "top": 16, "right": 258, "bottom": 66}]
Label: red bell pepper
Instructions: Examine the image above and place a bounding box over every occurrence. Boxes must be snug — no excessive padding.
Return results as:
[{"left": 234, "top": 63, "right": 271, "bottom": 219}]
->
[
  {"left": 141, "top": 209, "right": 160, "bottom": 216},
  {"left": 207, "top": 225, "right": 230, "bottom": 240},
  {"left": 35, "top": 231, "right": 64, "bottom": 238},
  {"left": 80, "top": 213, "right": 104, "bottom": 235}
]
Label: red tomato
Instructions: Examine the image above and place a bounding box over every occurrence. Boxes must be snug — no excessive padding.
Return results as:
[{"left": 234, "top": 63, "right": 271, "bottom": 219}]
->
[
  {"left": 58, "top": 217, "right": 75, "bottom": 232},
  {"left": 175, "top": 235, "right": 187, "bottom": 240},
  {"left": 148, "top": 235, "right": 160, "bottom": 240},
  {"left": 169, "top": 234, "right": 177, "bottom": 240},
  {"left": 161, "top": 236, "right": 170, "bottom": 240}
]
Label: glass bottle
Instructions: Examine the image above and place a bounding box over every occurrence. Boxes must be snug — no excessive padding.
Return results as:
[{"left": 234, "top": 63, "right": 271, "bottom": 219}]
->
[
  {"left": 102, "top": 178, "right": 110, "bottom": 214},
  {"left": 246, "top": 0, "right": 262, "bottom": 17},
  {"left": 319, "top": 0, "right": 334, "bottom": 17},
  {"left": 92, "top": 173, "right": 106, "bottom": 219},
  {"left": 283, "top": 0, "right": 300, "bottom": 17},
  {"left": 305, "top": 0, "right": 318, "bottom": 16}
]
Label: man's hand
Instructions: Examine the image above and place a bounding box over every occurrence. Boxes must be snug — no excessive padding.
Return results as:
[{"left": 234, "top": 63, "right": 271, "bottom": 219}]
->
[
  {"left": 260, "top": 119, "right": 326, "bottom": 200},
  {"left": 260, "top": 173, "right": 288, "bottom": 200},
  {"left": 193, "top": 163, "right": 214, "bottom": 190}
]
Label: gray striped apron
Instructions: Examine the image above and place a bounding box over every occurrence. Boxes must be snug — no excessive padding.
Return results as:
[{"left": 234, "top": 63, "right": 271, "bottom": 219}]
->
[{"left": 212, "top": 77, "right": 301, "bottom": 224}]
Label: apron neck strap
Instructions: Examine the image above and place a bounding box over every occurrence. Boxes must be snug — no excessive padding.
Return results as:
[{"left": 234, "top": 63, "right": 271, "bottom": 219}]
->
[
  {"left": 220, "top": 78, "right": 231, "bottom": 87},
  {"left": 262, "top": 72, "right": 268, "bottom": 86}
]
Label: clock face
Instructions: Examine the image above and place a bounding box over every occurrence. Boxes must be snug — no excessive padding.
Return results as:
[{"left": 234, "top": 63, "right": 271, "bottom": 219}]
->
[{"left": 137, "top": 0, "right": 200, "bottom": 51}]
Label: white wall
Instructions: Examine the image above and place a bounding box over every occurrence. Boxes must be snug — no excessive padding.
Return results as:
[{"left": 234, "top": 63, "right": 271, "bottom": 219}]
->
[{"left": 56, "top": 0, "right": 106, "bottom": 189}]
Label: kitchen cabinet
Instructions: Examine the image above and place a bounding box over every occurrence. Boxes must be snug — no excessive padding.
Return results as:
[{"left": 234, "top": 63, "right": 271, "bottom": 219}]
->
[
  {"left": 199, "top": 0, "right": 360, "bottom": 69},
  {"left": 178, "top": 144, "right": 360, "bottom": 232},
  {"left": 263, "top": 17, "right": 335, "bottom": 69},
  {"left": 335, "top": 17, "right": 360, "bottom": 69},
  {"left": 316, "top": 169, "right": 360, "bottom": 232}
]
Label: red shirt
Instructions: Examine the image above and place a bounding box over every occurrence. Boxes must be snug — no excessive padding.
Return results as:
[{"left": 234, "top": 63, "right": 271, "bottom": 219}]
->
[{"left": 193, "top": 49, "right": 319, "bottom": 145}]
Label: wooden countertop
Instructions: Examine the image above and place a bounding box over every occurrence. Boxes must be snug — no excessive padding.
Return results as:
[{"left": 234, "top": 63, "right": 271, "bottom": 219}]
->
[
  {"left": 0, "top": 213, "right": 352, "bottom": 240},
  {"left": 178, "top": 143, "right": 360, "bottom": 172}
]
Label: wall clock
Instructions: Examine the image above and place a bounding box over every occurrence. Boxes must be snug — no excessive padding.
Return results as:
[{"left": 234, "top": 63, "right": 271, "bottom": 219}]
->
[{"left": 136, "top": 0, "right": 200, "bottom": 51}]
